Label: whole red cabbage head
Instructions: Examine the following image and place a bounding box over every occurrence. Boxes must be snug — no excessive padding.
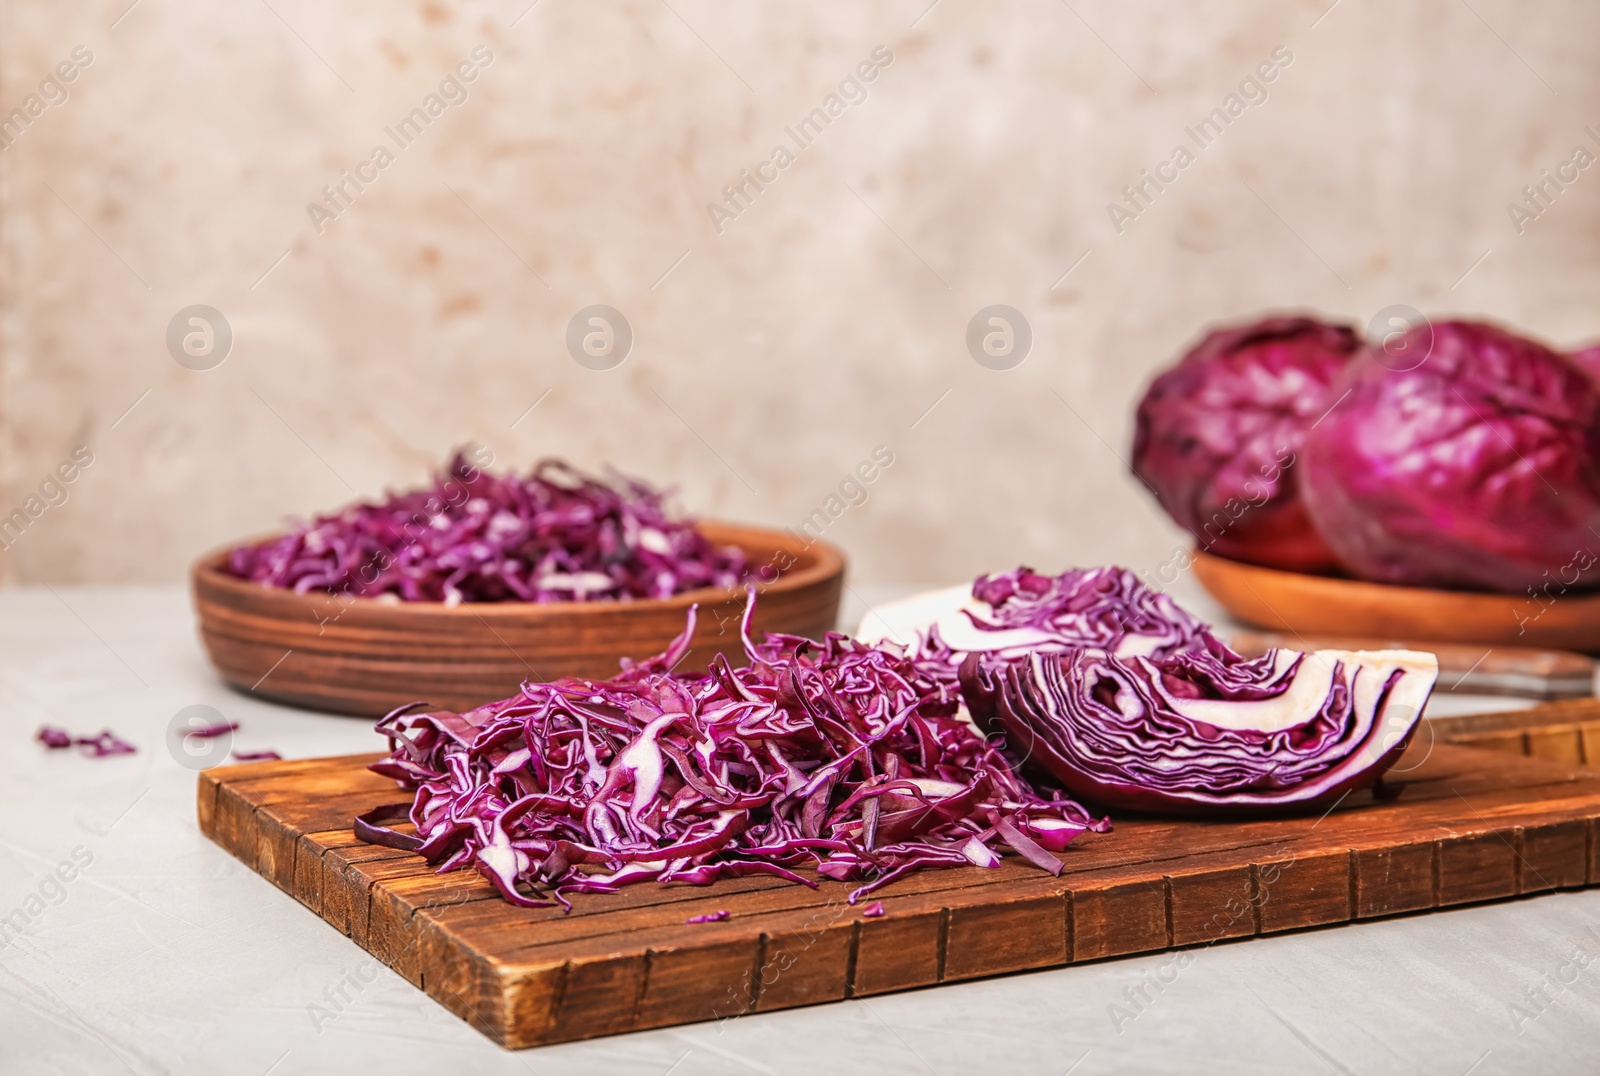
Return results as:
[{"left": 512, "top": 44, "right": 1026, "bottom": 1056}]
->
[
  {"left": 1132, "top": 315, "right": 1362, "bottom": 572},
  {"left": 1570, "top": 343, "right": 1600, "bottom": 381},
  {"left": 1300, "top": 320, "right": 1600, "bottom": 593}
]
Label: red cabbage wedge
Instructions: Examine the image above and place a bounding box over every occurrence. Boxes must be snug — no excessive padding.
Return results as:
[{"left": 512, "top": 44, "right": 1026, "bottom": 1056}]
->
[
  {"left": 962, "top": 643, "right": 1435, "bottom": 813},
  {"left": 865, "top": 566, "right": 1438, "bottom": 814}
]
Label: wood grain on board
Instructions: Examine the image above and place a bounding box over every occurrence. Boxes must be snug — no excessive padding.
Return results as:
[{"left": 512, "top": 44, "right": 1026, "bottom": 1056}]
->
[
  {"left": 199, "top": 741, "right": 1600, "bottom": 1049},
  {"left": 1431, "top": 698, "right": 1600, "bottom": 767},
  {"left": 191, "top": 522, "right": 844, "bottom": 717}
]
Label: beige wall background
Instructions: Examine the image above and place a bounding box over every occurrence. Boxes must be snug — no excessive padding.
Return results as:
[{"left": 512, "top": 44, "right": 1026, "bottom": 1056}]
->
[{"left": 1, "top": 0, "right": 1596, "bottom": 588}]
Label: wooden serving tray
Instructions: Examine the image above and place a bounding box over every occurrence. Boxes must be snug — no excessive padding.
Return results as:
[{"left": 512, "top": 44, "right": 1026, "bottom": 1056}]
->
[
  {"left": 199, "top": 746, "right": 1600, "bottom": 1049},
  {"left": 191, "top": 522, "right": 844, "bottom": 717},
  {"left": 1193, "top": 549, "right": 1600, "bottom": 651}
]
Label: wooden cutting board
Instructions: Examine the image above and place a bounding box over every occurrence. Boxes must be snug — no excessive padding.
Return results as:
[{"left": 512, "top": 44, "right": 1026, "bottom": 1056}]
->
[
  {"left": 1430, "top": 698, "right": 1600, "bottom": 765},
  {"left": 198, "top": 745, "right": 1600, "bottom": 1050}
]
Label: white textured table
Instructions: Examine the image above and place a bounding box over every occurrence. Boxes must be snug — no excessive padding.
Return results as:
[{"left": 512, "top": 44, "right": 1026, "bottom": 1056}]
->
[{"left": 0, "top": 586, "right": 1594, "bottom": 1076}]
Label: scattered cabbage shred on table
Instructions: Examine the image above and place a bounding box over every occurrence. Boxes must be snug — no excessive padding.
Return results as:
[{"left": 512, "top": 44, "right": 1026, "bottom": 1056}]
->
[
  {"left": 226, "top": 453, "right": 745, "bottom": 604},
  {"left": 36, "top": 725, "right": 137, "bottom": 757},
  {"left": 362, "top": 565, "right": 1437, "bottom": 908}
]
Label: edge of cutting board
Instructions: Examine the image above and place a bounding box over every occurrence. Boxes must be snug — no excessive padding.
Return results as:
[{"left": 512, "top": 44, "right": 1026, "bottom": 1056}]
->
[{"left": 200, "top": 744, "right": 1600, "bottom": 1048}]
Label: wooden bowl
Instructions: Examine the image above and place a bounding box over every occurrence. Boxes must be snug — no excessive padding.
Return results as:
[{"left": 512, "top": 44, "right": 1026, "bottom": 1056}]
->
[
  {"left": 192, "top": 522, "right": 844, "bottom": 717},
  {"left": 1192, "top": 549, "right": 1600, "bottom": 651}
]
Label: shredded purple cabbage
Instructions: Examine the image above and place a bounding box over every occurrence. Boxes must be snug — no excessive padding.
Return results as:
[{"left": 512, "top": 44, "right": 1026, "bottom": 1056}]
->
[
  {"left": 965, "top": 566, "right": 1210, "bottom": 661},
  {"left": 359, "top": 593, "right": 1107, "bottom": 908},
  {"left": 226, "top": 454, "right": 746, "bottom": 604},
  {"left": 861, "top": 900, "right": 886, "bottom": 917},
  {"left": 36, "top": 726, "right": 72, "bottom": 749},
  {"left": 686, "top": 910, "right": 730, "bottom": 923},
  {"left": 864, "top": 566, "right": 1211, "bottom": 690},
  {"left": 233, "top": 749, "right": 283, "bottom": 762},
  {"left": 37, "top": 725, "right": 137, "bottom": 757},
  {"left": 187, "top": 721, "right": 238, "bottom": 739}
]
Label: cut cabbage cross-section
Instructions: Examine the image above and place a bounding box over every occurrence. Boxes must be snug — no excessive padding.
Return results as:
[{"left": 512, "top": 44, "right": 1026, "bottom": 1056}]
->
[{"left": 962, "top": 643, "right": 1437, "bottom": 813}]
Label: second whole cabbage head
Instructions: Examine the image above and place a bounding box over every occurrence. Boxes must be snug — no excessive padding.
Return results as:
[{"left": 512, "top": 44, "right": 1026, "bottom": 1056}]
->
[{"left": 1134, "top": 312, "right": 1600, "bottom": 594}]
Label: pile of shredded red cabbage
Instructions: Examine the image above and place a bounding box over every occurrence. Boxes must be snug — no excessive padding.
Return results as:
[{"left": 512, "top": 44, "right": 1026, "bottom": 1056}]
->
[
  {"left": 860, "top": 565, "right": 1212, "bottom": 693},
  {"left": 359, "top": 596, "right": 1107, "bottom": 907},
  {"left": 226, "top": 454, "right": 746, "bottom": 604}
]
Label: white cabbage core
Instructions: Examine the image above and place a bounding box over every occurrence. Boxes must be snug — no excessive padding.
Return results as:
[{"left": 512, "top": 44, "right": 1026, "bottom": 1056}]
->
[{"left": 1162, "top": 648, "right": 1438, "bottom": 733}]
